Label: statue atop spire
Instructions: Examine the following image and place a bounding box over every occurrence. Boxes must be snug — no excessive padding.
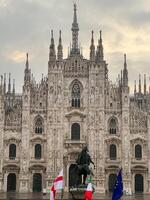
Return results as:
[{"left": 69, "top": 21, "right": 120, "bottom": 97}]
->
[
  {"left": 73, "top": 3, "right": 77, "bottom": 24},
  {"left": 71, "top": 3, "right": 79, "bottom": 55}
]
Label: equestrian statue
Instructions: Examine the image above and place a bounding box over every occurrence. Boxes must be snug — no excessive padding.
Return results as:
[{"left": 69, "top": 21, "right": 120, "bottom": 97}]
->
[{"left": 76, "top": 146, "right": 95, "bottom": 186}]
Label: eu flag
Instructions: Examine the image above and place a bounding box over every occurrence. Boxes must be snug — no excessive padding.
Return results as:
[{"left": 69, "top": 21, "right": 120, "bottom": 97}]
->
[{"left": 112, "top": 169, "right": 123, "bottom": 200}]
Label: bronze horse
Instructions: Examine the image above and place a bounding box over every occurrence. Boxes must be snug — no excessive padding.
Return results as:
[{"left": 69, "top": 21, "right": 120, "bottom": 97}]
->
[{"left": 76, "top": 146, "right": 95, "bottom": 185}]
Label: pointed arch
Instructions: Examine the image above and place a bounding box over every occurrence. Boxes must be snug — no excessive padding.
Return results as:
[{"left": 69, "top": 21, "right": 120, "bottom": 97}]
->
[
  {"left": 34, "top": 115, "right": 44, "bottom": 134},
  {"left": 70, "top": 79, "right": 83, "bottom": 108},
  {"left": 108, "top": 117, "right": 118, "bottom": 134}
]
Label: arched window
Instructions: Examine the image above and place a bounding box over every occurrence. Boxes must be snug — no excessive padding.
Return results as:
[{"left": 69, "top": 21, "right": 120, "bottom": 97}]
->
[
  {"left": 135, "top": 144, "right": 142, "bottom": 160},
  {"left": 35, "top": 117, "right": 44, "bottom": 134},
  {"left": 71, "top": 123, "right": 80, "bottom": 140},
  {"left": 109, "top": 144, "right": 117, "bottom": 160},
  {"left": 72, "top": 82, "right": 80, "bottom": 108},
  {"left": 9, "top": 144, "right": 16, "bottom": 159},
  {"left": 109, "top": 118, "right": 117, "bottom": 134},
  {"left": 35, "top": 144, "right": 42, "bottom": 159}
]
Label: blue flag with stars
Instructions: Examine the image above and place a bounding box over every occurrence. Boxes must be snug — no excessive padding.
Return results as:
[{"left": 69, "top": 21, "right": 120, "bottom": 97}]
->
[{"left": 112, "top": 169, "right": 123, "bottom": 200}]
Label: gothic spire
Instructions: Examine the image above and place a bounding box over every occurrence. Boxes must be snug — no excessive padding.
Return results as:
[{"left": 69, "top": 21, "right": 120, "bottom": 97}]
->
[
  {"left": 26, "top": 53, "right": 29, "bottom": 69},
  {"left": 0, "top": 75, "right": 3, "bottom": 88},
  {"left": 57, "top": 30, "right": 63, "bottom": 61},
  {"left": 4, "top": 73, "right": 6, "bottom": 94},
  {"left": 144, "top": 74, "right": 146, "bottom": 95},
  {"left": 49, "top": 30, "right": 56, "bottom": 62},
  {"left": 139, "top": 74, "right": 141, "bottom": 93},
  {"left": 149, "top": 77, "right": 150, "bottom": 94},
  {"left": 134, "top": 80, "right": 136, "bottom": 94},
  {"left": 121, "top": 70, "right": 123, "bottom": 86},
  {"left": 96, "top": 30, "right": 104, "bottom": 62},
  {"left": 90, "top": 30, "right": 95, "bottom": 61},
  {"left": 123, "top": 54, "right": 128, "bottom": 87},
  {"left": 99, "top": 30, "right": 104, "bottom": 60},
  {"left": 0, "top": 75, "right": 3, "bottom": 95},
  {"left": 24, "top": 53, "right": 31, "bottom": 84},
  {"left": 8, "top": 73, "right": 11, "bottom": 94},
  {"left": 68, "top": 46, "right": 70, "bottom": 57},
  {"left": 13, "top": 79, "right": 15, "bottom": 95},
  {"left": 118, "top": 74, "right": 121, "bottom": 86},
  {"left": 71, "top": 3, "right": 79, "bottom": 55},
  {"left": 124, "top": 54, "right": 127, "bottom": 69}
]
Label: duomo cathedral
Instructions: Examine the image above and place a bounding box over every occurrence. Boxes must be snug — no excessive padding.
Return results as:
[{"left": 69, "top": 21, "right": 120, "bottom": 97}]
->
[{"left": 0, "top": 4, "right": 150, "bottom": 195}]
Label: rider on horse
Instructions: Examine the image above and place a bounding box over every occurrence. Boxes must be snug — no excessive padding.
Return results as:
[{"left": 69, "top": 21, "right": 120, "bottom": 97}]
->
[{"left": 76, "top": 146, "right": 95, "bottom": 185}]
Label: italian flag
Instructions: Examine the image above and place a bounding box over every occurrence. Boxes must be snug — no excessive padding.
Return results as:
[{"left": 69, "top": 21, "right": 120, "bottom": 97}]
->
[
  {"left": 50, "top": 169, "right": 63, "bottom": 200},
  {"left": 50, "top": 185, "right": 56, "bottom": 200},
  {"left": 84, "top": 183, "right": 93, "bottom": 200}
]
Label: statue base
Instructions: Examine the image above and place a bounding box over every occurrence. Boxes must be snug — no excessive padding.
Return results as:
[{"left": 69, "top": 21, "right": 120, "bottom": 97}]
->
[
  {"left": 69, "top": 187, "right": 86, "bottom": 200},
  {"left": 69, "top": 184, "right": 95, "bottom": 200}
]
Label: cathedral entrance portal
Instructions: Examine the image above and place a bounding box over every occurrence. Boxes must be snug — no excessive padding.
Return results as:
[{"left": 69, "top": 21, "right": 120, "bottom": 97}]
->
[
  {"left": 33, "top": 173, "right": 42, "bottom": 192},
  {"left": 108, "top": 174, "right": 117, "bottom": 192},
  {"left": 7, "top": 173, "right": 16, "bottom": 191},
  {"left": 135, "top": 174, "right": 143, "bottom": 193},
  {"left": 69, "top": 164, "right": 81, "bottom": 187}
]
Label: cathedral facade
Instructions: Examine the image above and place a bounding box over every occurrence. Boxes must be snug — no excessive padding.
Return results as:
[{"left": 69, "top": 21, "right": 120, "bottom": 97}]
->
[{"left": 0, "top": 4, "right": 150, "bottom": 194}]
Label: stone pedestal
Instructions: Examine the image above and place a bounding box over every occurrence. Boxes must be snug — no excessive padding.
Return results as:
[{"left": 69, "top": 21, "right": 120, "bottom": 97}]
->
[{"left": 69, "top": 187, "right": 88, "bottom": 200}]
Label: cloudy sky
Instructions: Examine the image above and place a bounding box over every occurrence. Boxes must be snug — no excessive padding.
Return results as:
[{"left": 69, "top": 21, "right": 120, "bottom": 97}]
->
[{"left": 0, "top": 0, "right": 150, "bottom": 93}]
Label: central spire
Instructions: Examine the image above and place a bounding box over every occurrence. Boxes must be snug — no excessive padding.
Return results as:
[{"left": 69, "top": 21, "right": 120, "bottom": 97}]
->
[{"left": 71, "top": 3, "right": 79, "bottom": 55}]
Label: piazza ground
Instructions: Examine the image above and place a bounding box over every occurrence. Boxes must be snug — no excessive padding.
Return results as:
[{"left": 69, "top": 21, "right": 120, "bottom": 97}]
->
[{"left": 0, "top": 193, "right": 150, "bottom": 200}]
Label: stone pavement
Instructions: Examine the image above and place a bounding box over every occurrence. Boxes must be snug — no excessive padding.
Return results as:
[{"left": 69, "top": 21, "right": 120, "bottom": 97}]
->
[{"left": 0, "top": 192, "right": 150, "bottom": 200}]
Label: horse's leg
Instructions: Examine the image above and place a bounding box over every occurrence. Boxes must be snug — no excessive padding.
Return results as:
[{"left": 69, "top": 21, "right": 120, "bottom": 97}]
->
[
  {"left": 83, "top": 173, "right": 87, "bottom": 185},
  {"left": 83, "top": 169, "right": 87, "bottom": 185},
  {"left": 77, "top": 167, "right": 81, "bottom": 186}
]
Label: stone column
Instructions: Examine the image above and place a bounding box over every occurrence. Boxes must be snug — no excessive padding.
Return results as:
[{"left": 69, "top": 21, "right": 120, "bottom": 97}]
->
[
  {"left": 3, "top": 172, "right": 8, "bottom": 192},
  {"left": 19, "top": 86, "right": 31, "bottom": 192},
  {"left": 121, "top": 87, "right": 131, "bottom": 194}
]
